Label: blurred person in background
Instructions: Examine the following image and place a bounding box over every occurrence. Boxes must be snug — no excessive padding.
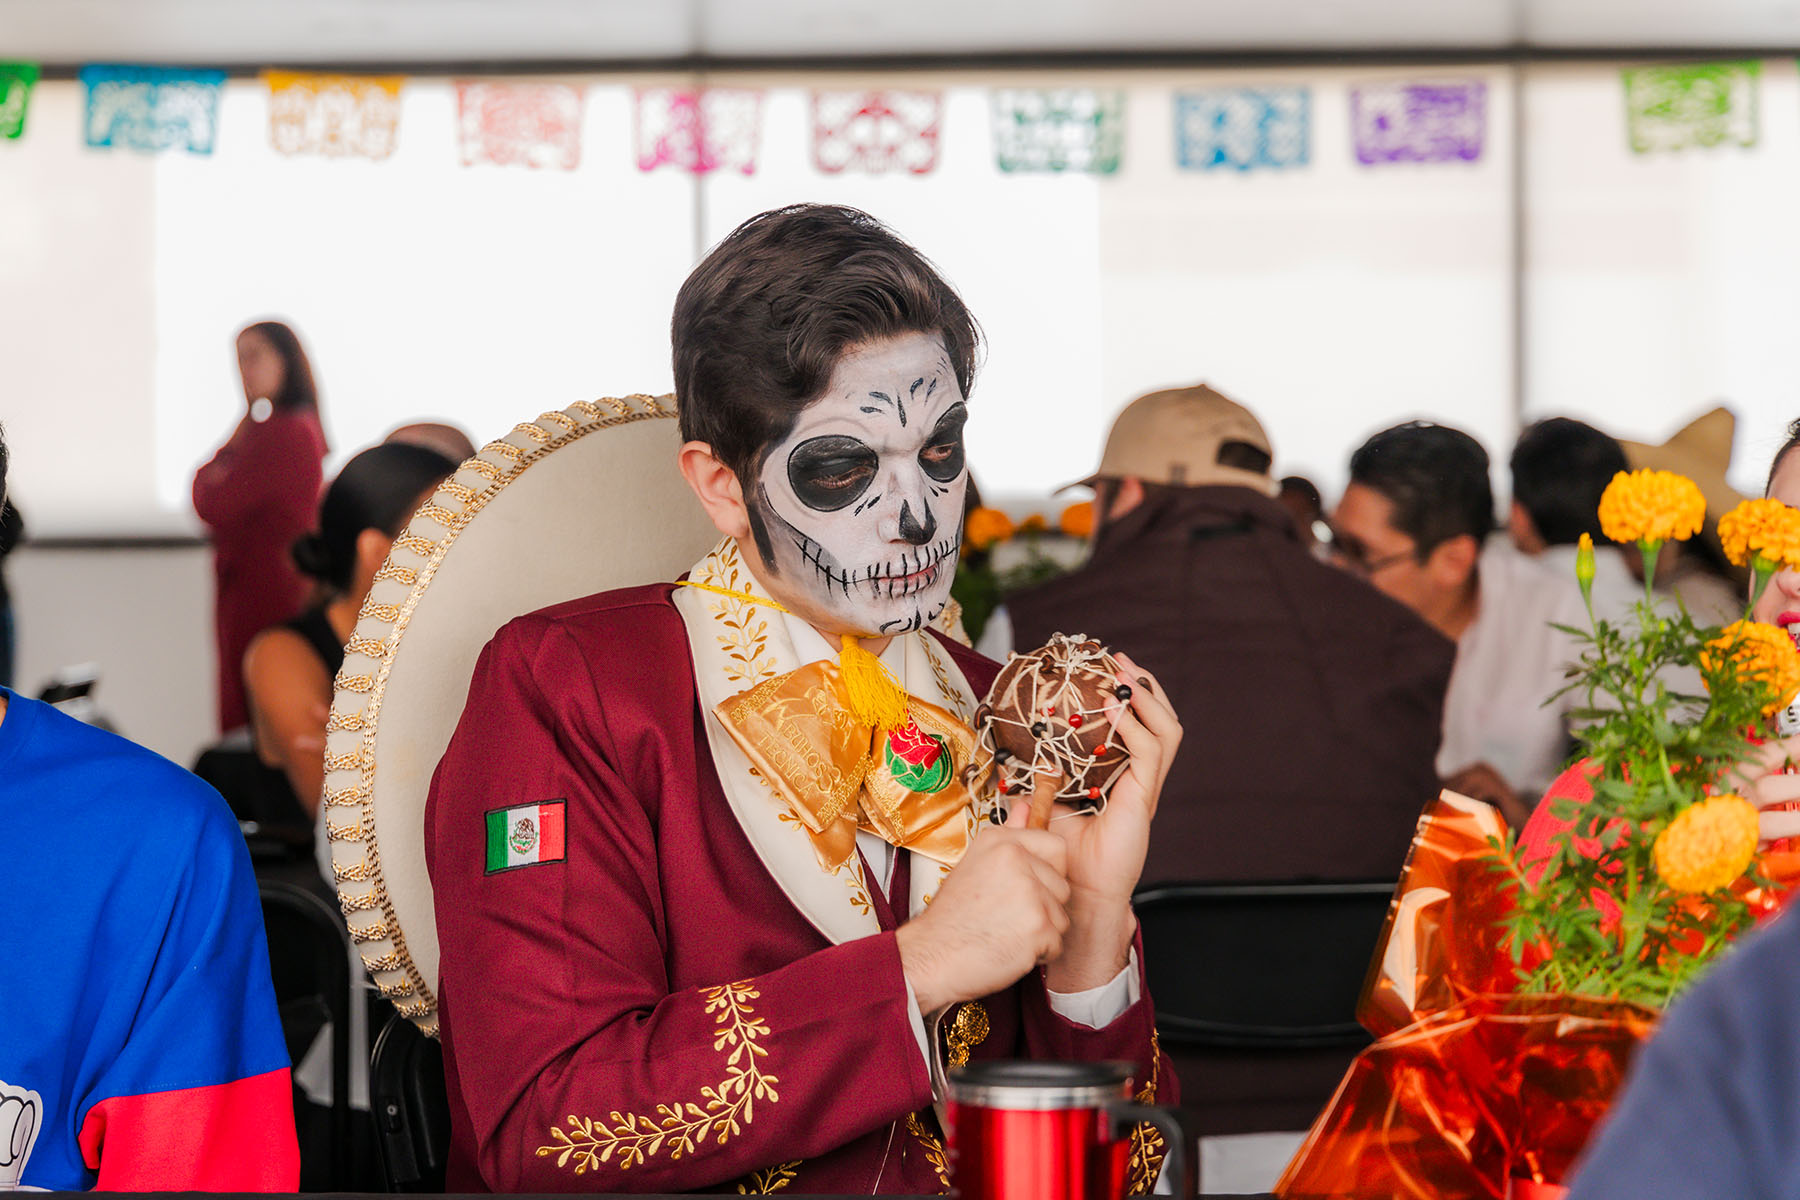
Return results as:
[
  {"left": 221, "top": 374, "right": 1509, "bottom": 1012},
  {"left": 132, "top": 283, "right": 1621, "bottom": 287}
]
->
[
  {"left": 385, "top": 420, "right": 477, "bottom": 464},
  {"left": 0, "top": 493, "right": 21, "bottom": 688},
  {"left": 192, "top": 320, "right": 329, "bottom": 733},
  {"left": 1002, "top": 385, "right": 1453, "bottom": 1152},
  {"left": 1332, "top": 421, "right": 1584, "bottom": 827},
  {"left": 0, "top": 422, "right": 299, "bottom": 1191},
  {"left": 243, "top": 442, "right": 457, "bottom": 824},
  {"left": 1008, "top": 385, "right": 1453, "bottom": 887},
  {"left": 245, "top": 443, "right": 453, "bottom": 1187},
  {"left": 1277, "top": 474, "right": 1327, "bottom": 552},
  {"left": 1508, "top": 417, "right": 1637, "bottom": 625}
]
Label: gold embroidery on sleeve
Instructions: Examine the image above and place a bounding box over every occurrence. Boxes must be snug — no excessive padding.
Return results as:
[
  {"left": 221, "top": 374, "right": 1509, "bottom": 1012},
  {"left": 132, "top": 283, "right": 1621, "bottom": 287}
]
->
[
  {"left": 735, "top": 1161, "right": 800, "bottom": 1193},
  {"left": 537, "top": 980, "right": 780, "bottom": 1173},
  {"left": 1125, "top": 1028, "right": 1167, "bottom": 1196},
  {"left": 904, "top": 1113, "right": 952, "bottom": 1193}
]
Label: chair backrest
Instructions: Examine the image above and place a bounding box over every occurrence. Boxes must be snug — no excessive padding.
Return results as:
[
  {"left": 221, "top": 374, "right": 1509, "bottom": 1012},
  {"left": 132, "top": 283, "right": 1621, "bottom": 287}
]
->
[
  {"left": 370, "top": 1012, "right": 451, "bottom": 1192},
  {"left": 1134, "top": 880, "right": 1395, "bottom": 1050},
  {"left": 259, "top": 880, "right": 353, "bottom": 1188}
]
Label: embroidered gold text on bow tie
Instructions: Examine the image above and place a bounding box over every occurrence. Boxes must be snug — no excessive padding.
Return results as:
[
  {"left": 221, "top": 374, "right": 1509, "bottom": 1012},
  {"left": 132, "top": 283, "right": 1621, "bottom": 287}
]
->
[{"left": 716, "top": 660, "right": 977, "bottom": 873}]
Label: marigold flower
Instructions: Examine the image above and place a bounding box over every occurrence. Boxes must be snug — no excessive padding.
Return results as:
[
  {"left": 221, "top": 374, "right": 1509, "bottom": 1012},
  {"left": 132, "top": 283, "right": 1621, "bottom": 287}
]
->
[
  {"left": 1019, "top": 514, "right": 1048, "bottom": 534},
  {"left": 1718, "top": 497, "right": 1800, "bottom": 573},
  {"left": 1059, "top": 500, "right": 1096, "bottom": 539},
  {"left": 963, "top": 506, "right": 1015, "bottom": 552},
  {"left": 1653, "top": 794, "right": 1759, "bottom": 894},
  {"left": 1701, "top": 620, "right": 1800, "bottom": 715},
  {"left": 1597, "top": 469, "right": 1707, "bottom": 547}
]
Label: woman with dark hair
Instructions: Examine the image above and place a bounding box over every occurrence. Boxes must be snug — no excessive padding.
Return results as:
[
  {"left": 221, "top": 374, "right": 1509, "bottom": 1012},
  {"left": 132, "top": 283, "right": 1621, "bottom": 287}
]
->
[
  {"left": 193, "top": 320, "right": 330, "bottom": 732},
  {"left": 243, "top": 442, "right": 456, "bottom": 820}
]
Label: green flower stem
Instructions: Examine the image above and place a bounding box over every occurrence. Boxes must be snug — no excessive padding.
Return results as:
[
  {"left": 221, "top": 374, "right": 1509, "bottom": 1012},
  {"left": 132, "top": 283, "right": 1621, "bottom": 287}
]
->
[{"left": 1640, "top": 539, "right": 1663, "bottom": 608}]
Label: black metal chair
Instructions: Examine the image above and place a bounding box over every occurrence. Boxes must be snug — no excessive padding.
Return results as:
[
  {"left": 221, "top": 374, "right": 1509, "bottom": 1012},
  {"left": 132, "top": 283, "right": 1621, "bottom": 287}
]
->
[
  {"left": 194, "top": 738, "right": 315, "bottom": 860},
  {"left": 259, "top": 880, "right": 352, "bottom": 1189},
  {"left": 370, "top": 1011, "right": 451, "bottom": 1192},
  {"left": 1134, "top": 880, "right": 1396, "bottom": 1136}
]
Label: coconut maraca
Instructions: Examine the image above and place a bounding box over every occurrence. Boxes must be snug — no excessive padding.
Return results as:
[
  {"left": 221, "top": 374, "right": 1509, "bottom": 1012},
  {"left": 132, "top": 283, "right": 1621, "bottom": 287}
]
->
[{"left": 966, "top": 633, "right": 1133, "bottom": 828}]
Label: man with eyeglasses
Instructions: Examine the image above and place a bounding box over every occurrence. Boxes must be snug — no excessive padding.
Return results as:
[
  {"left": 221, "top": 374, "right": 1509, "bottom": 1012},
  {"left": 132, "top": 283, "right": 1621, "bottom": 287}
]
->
[{"left": 1330, "top": 421, "right": 1585, "bottom": 827}]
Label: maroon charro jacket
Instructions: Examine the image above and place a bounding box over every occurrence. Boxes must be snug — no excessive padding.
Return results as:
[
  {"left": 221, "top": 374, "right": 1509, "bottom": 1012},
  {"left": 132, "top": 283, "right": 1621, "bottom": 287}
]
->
[{"left": 425, "top": 584, "right": 1172, "bottom": 1194}]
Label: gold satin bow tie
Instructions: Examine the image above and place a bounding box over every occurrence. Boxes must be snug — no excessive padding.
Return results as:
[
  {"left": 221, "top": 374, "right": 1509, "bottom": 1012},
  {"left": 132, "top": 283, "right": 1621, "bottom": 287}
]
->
[{"left": 716, "top": 659, "right": 978, "bottom": 874}]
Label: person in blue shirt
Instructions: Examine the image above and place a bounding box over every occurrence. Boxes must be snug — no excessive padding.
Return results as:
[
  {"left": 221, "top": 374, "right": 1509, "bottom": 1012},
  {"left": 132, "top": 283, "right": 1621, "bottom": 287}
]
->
[{"left": 0, "top": 424, "right": 298, "bottom": 1190}]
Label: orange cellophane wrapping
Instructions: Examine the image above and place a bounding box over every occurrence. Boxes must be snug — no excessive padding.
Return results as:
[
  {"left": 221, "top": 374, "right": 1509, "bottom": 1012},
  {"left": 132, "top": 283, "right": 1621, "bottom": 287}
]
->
[{"left": 1275, "top": 792, "right": 1657, "bottom": 1200}]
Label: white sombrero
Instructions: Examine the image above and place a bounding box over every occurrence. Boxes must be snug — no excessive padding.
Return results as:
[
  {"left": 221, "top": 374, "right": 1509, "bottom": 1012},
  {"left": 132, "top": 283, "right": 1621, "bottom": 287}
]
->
[{"left": 320, "top": 395, "right": 720, "bottom": 1035}]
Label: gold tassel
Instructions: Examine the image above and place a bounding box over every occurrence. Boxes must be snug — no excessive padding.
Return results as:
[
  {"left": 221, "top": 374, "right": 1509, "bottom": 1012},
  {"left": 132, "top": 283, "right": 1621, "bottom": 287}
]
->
[{"left": 839, "top": 634, "right": 910, "bottom": 732}]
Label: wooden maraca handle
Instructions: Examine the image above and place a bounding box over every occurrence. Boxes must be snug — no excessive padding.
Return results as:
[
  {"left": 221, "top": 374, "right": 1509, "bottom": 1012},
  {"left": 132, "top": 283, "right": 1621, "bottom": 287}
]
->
[{"left": 1026, "top": 773, "right": 1061, "bottom": 830}]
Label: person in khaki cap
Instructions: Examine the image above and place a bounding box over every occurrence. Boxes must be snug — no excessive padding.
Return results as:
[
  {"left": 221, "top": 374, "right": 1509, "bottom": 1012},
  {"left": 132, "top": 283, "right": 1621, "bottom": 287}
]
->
[{"left": 1000, "top": 383, "right": 1455, "bottom": 1138}]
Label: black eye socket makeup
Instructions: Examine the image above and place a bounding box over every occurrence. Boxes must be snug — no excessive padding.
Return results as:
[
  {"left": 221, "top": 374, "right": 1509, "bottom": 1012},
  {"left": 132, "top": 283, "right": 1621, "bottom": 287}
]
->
[
  {"left": 787, "top": 435, "right": 880, "bottom": 512},
  {"left": 918, "top": 403, "right": 968, "bottom": 484}
]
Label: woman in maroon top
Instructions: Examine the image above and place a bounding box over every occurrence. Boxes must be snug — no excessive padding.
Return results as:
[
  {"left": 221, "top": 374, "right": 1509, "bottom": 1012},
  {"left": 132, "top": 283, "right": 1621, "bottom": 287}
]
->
[{"left": 192, "top": 321, "right": 328, "bottom": 732}]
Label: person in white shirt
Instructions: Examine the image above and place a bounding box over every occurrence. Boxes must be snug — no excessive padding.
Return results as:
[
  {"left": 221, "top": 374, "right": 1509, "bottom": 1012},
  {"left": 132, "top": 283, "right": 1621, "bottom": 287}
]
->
[{"left": 1331, "top": 421, "right": 1583, "bottom": 827}]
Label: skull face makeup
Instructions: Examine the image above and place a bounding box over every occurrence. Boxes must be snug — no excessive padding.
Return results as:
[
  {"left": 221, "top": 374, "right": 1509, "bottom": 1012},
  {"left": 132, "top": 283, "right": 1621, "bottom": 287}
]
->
[{"left": 748, "top": 331, "right": 969, "bottom": 638}]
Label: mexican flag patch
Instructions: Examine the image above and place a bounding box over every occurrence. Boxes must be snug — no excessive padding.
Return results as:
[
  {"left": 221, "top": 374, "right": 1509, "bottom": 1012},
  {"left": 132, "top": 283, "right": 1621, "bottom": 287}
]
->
[{"left": 485, "top": 800, "right": 566, "bottom": 873}]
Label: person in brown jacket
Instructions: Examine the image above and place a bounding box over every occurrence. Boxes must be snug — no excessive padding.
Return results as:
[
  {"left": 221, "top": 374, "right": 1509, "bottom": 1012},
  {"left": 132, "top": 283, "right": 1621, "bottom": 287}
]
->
[
  {"left": 1005, "top": 384, "right": 1453, "bottom": 888},
  {"left": 1000, "top": 385, "right": 1454, "bottom": 1166}
]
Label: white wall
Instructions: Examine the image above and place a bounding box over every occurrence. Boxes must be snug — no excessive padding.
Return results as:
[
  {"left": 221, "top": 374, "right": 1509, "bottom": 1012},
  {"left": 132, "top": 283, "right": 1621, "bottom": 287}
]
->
[
  {"left": 149, "top": 78, "right": 696, "bottom": 517},
  {"left": 0, "top": 84, "right": 163, "bottom": 535},
  {"left": 9, "top": 544, "right": 216, "bottom": 767},
  {"left": 6, "top": 63, "right": 1520, "bottom": 546},
  {"left": 1525, "top": 59, "right": 1800, "bottom": 492}
]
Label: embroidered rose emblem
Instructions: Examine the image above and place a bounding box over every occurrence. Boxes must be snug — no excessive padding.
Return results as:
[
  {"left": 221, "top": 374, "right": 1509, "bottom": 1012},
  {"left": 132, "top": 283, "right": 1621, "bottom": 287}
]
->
[{"left": 885, "top": 717, "right": 951, "bottom": 794}]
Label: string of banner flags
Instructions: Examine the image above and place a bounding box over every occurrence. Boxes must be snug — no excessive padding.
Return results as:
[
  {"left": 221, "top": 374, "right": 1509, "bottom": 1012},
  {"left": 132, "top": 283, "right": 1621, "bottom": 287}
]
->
[{"left": 0, "top": 60, "right": 1770, "bottom": 172}]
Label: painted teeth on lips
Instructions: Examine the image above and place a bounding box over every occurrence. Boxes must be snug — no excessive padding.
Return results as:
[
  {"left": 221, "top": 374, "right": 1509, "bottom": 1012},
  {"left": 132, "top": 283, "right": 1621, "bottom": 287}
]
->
[{"left": 1780, "top": 611, "right": 1800, "bottom": 630}]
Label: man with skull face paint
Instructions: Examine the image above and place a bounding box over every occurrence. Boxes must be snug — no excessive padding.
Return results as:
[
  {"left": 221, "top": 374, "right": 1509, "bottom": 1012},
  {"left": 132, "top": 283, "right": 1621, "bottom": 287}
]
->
[
  {"left": 426, "top": 205, "right": 1179, "bottom": 1195},
  {"left": 750, "top": 335, "right": 968, "bottom": 637}
]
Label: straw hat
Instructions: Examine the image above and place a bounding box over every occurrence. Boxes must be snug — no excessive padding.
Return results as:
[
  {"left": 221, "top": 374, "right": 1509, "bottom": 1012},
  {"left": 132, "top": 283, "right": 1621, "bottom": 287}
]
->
[
  {"left": 321, "top": 396, "right": 721, "bottom": 1035},
  {"left": 1620, "top": 407, "right": 1748, "bottom": 521}
]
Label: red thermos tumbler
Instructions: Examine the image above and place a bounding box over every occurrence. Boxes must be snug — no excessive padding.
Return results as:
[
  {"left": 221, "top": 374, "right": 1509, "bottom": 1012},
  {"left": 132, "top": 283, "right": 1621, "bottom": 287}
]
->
[{"left": 945, "top": 1061, "right": 1193, "bottom": 1200}]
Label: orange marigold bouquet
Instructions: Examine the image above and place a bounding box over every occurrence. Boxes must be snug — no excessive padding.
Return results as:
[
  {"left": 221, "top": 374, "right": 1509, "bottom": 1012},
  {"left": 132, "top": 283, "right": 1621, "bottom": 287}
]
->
[
  {"left": 1278, "top": 473, "right": 1800, "bottom": 1199},
  {"left": 1502, "top": 473, "right": 1800, "bottom": 1006}
]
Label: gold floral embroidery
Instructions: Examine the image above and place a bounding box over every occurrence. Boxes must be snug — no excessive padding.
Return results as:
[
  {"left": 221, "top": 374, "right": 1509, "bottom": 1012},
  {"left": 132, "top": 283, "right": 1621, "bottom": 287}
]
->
[
  {"left": 945, "top": 1002, "right": 989, "bottom": 1068},
  {"left": 537, "top": 980, "right": 779, "bottom": 1173},
  {"left": 904, "top": 1112, "right": 952, "bottom": 1193},
  {"left": 699, "top": 545, "right": 779, "bottom": 687},
  {"left": 843, "top": 860, "right": 874, "bottom": 917},
  {"left": 922, "top": 636, "right": 972, "bottom": 724},
  {"left": 736, "top": 1161, "right": 799, "bottom": 1193},
  {"left": 1125, "top": 1029, "right": 1166, "bottom": 1196}
]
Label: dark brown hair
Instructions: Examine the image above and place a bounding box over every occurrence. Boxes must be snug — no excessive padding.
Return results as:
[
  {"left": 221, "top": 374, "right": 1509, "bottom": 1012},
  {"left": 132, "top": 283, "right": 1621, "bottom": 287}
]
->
[
  {"left": 241, "top": 319, "right": 320, "bottom": 414},
  {"left": 292, "top": 443, "right": 456, "bottom": 591},
  {"left": 671, "top": 204, "right": 981, "bottom": 482},
  {"left": 1350, "top": 421, "right": 1495, "bottom": 557},
  {"left": 1769, "top": 418, "right": 1800, "bottom": 496}
]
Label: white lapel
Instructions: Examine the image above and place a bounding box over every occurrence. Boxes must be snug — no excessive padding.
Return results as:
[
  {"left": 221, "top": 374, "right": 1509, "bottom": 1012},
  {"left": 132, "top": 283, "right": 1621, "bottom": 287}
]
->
[
  {"left": 673, "top": 539, "right": 989, "bottom": 942},
  {"left": 675, "top": 540, "right": 879, "bottom": 945}
]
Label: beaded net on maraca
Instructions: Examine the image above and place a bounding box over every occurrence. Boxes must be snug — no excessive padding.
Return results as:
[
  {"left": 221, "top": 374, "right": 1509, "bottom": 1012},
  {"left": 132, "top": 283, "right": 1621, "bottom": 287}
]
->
[{"left": 965, "top": 633, "right": 1132, "bottom": 810}]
